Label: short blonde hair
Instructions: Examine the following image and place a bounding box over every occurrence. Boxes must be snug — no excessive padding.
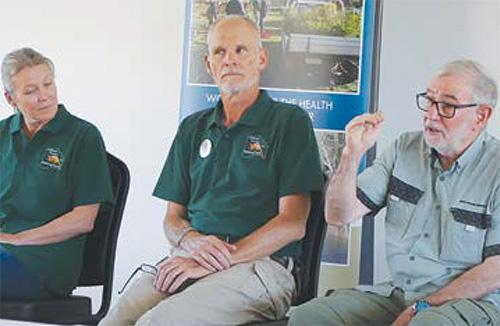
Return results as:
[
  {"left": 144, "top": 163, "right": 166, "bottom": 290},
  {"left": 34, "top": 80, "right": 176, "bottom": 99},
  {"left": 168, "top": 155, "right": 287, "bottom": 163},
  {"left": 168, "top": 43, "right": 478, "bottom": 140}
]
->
[{"left": 1, "top": 47, "right": 55, "bottom": 94}]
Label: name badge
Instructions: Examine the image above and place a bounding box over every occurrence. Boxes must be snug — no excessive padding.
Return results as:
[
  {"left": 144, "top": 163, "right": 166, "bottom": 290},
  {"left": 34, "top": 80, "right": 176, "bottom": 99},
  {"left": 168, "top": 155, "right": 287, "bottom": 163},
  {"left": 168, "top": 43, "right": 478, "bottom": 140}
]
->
[{"left": 199, "top": 139, "right": 212, "bottom": 158}]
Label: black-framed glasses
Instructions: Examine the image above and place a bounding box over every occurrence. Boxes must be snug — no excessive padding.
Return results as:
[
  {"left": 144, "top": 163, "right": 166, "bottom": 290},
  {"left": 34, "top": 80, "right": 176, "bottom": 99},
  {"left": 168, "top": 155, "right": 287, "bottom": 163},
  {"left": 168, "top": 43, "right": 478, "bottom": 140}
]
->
[
  {"left": 416, "top": 92, "right": 478, "bottom": 119},
  {"left": 118, "top": 263, "right": 157, "bottom": 294}
]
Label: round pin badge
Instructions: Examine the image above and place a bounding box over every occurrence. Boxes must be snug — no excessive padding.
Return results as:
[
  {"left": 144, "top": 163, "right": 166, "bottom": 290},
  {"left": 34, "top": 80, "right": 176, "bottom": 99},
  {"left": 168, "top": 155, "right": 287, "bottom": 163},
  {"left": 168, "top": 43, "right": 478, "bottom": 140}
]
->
[{"left": 199, "top": 139, "right": 212, "bottom": 158}]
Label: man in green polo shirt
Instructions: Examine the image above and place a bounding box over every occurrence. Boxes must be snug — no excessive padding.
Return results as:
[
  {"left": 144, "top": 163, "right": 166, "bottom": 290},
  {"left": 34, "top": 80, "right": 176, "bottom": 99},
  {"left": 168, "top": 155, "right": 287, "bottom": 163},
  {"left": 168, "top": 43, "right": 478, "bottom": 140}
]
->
[
  {"left": 101, "top": 16, "right": 323, "bottom": 325},
  {"left": 0, "top": 48, "right": 114, "bottom": 299},
  {"left": 290, "top": 61, "right": 500, "bottom": 325}
]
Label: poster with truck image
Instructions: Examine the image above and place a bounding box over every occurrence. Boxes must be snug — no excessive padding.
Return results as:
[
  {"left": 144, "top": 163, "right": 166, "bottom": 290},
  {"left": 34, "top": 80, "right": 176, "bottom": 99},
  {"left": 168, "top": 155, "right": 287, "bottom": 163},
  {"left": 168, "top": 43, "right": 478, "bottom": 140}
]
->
[{"left": 179, "top": 0, "right": 382, "bottom": 271}]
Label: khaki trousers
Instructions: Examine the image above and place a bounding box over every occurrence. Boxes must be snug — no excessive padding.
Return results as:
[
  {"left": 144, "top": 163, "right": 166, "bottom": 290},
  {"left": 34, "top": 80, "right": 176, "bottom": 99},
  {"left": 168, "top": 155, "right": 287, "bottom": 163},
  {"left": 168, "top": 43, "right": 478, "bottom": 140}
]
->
[
  {"left": 100, "top": 253, "right": 295, "bottom": 326},
  {"left": 289, "top": 288, "right": 500, "bottom": 326}
]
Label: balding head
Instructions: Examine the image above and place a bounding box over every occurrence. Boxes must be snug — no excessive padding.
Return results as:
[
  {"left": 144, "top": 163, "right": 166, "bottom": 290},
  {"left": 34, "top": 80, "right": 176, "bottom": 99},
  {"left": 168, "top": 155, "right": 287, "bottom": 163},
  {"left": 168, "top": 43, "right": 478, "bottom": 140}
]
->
[{"left": 207, "top": 15, "right": 262, "bottom": 55}]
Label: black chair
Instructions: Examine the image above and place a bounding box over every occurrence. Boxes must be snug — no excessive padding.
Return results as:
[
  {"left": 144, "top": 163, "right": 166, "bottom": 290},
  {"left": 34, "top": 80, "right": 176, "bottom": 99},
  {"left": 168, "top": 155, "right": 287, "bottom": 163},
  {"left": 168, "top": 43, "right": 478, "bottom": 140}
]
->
[
  {"left": 0, "top": 153, "right": 130, "bottom": 325},
  {"left": 246, "top": 190, "right": 327, "bottom": 325}
]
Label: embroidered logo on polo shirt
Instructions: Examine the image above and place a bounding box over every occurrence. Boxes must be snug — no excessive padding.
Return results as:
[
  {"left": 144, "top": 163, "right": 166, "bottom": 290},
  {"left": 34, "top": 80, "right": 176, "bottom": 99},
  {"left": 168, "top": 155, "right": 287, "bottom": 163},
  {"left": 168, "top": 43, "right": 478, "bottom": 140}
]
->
[
  {"left": 40, "top": 148, "right": 64, "bottom": 170},
  {"left": 242, "top": 134, "right": 267, "bottom": 160}
]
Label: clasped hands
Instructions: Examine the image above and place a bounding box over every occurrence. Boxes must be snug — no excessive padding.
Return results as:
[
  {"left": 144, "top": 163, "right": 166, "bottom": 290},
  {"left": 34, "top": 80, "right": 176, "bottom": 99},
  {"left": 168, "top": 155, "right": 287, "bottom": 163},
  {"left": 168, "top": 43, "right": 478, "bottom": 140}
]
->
[{"left": 154, "top": 233, "right": 236, "bottom": 294}]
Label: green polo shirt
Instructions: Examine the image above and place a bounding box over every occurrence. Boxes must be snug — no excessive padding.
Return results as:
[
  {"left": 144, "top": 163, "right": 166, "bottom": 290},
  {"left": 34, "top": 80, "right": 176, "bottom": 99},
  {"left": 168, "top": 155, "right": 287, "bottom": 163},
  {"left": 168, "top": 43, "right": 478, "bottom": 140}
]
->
[
  {"left": 0, "top": 105, "right": 114, "bottom": 296},
  {"left": 356, "top": 131, "right": 500, "bottom": 307},
  {"left": 153, "top": 91, "right": 323, "bottom": 257}
]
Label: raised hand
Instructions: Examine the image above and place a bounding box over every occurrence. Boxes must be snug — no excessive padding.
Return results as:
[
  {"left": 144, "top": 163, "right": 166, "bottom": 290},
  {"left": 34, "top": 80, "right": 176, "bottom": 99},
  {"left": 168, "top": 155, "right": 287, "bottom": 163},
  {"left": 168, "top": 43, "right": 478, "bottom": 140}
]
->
[{"left": 345, "top": 112, "right": 384, "bottom": 157}]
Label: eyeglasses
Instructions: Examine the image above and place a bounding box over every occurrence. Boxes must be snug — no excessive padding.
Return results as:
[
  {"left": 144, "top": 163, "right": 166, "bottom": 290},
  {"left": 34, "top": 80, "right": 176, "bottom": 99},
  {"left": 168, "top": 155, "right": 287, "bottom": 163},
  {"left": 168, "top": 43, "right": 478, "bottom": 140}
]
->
[
  {"left": 118, "top": 263, "right": 157, "bottom": 294},
  {"left": 416, "top": 92, "right": 478, "bottom": 119}
]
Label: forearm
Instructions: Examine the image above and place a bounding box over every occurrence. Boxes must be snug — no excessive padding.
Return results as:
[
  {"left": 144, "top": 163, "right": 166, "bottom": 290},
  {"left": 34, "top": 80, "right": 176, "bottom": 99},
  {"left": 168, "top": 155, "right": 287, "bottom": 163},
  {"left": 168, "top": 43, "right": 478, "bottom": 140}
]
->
[
  {"left": 426, "top": 256, "right": 500, "bottom": 305},
  {"left": 7, "top": 204, "right": 99, "bottom": 246},
  {"left": 325, "top": 147, "right": 364, "bottom": 225},
  {"left": 164, "top": 202, "right": 193, "bottom": 246},
  {"left": 231, "top": 194, "right": 310, "bottom": 264},
  {"left": 231, "top": 213, "right": 306, "bottom": 264}
]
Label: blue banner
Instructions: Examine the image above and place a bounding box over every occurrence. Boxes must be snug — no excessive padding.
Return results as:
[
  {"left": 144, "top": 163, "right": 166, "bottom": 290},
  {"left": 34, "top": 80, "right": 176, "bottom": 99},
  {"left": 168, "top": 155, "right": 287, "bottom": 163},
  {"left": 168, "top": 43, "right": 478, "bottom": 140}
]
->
[{"left": 178, "top": 0, "right": 382, "bottom": 266}]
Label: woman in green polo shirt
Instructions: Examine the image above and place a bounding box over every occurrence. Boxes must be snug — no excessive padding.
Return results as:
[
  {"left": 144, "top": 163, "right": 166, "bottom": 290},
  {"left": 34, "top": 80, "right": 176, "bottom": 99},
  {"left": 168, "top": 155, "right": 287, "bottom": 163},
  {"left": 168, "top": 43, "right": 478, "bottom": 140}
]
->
[{"left": 0, "top": 48, "right": 114, "bottom": 299}]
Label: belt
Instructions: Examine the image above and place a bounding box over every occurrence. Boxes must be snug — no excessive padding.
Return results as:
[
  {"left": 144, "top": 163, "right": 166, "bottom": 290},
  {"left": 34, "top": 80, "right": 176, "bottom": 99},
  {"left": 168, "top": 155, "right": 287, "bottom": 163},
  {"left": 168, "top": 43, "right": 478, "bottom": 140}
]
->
[{"left": 270, "top": 255, "right": 293, "bottom": 269}]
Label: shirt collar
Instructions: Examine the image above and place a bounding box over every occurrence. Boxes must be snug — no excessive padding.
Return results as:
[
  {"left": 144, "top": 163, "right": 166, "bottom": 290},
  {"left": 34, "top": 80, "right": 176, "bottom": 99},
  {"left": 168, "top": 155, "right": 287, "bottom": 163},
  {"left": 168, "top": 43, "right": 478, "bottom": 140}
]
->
[
  {"left": 9, "top": 104, "right": 69, "bottom": 135},
  {"left": 208, "top": 90, "right": 271, "bottom": 128},
  {"left": 454, "top": 131, "right": 486, "bottom": 171},
  {"left": 8, "top": 111, "right": 22, "bottom": 134}
]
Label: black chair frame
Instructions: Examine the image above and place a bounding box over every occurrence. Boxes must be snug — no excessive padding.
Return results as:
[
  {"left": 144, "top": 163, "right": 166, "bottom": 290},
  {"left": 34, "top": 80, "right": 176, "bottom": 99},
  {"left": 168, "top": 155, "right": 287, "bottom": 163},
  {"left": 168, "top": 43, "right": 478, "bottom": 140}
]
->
[
  {"left": 0, "top": 153, "right": 130, "bottom": 325},
  {"left": 246, "top": 190, "right": 327, "bottom": 325}
]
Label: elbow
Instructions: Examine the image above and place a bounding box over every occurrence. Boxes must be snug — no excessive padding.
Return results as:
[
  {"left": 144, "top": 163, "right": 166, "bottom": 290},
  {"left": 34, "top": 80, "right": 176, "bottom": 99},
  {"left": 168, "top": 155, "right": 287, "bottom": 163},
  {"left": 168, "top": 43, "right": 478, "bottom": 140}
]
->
[
  {"left": 326, "top": 217, "right": 348, "bottom": 227},
  {"left": 292, "top": 222, "right": 307, "bottom": 241},
  {"left": 74, "top": 204, "right": 100, "bottom": 234},
  {"left": 325, "top": 207, "right": 350, "bottom": 227},
  {"left": 79, "top": 211, "right": 98, "bottom": 234},
  {"left": 81, "top": 217, "right": 96, "bottom": 234}
]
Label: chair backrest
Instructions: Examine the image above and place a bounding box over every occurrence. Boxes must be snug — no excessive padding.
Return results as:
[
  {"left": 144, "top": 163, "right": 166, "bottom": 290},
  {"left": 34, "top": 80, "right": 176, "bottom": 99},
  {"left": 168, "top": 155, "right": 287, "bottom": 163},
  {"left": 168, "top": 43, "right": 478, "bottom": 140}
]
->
[
  {"left": 359, "top": 212, "right": 376, "bottom": 286},
  {"left": 294, "top": 190, "right": 326, "bottom": 305},
  {"left": 78, "top": 153, "right": 130, "bottom": 321}
]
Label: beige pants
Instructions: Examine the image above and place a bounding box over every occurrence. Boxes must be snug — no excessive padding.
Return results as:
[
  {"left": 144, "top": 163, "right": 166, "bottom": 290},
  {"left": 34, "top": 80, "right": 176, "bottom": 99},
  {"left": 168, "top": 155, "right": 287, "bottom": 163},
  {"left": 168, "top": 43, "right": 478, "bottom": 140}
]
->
[
  {"left": 289, "top": 288, "right": 500, "bottom": 326},
  {"left": 100, "top": 252, "right": 295, "bottom": 326}
]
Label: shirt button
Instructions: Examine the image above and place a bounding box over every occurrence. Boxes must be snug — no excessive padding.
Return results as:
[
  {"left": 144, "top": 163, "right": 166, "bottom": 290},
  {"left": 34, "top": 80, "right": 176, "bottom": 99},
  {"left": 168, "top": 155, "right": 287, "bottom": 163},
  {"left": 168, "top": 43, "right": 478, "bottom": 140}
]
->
[
  {"left": 423, "top": 233, "right": 429, "bottom": 238},
  {"left": 439, "top": 176, "right": 445, "bottom": 181},
  {"left": 409, "top": 256, "right": 415, "bottom": 261},
  {"left": 406, "top": 279, "right": 411, "bottom": 285},
  {"left": 446, "top": 267, "right": 452, "bottom": 274}
]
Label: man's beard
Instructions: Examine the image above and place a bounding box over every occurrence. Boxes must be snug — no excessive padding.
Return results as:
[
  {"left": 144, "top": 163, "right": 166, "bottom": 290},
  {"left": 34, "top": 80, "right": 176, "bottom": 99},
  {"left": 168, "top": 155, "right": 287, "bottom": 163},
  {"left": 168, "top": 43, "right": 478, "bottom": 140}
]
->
[{"left": 219, "top": 75, "right": 258, "bottom": 97}]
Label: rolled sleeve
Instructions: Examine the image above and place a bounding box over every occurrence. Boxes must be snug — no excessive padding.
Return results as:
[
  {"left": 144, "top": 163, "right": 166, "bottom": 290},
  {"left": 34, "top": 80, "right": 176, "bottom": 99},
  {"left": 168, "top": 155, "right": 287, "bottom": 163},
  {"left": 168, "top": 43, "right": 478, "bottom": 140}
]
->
[
  {"left": 484, "top": 185, "right": 500, "bottom": 259},
  {"left": 357, "top": 140, "right": 397, "bottom": 212}
]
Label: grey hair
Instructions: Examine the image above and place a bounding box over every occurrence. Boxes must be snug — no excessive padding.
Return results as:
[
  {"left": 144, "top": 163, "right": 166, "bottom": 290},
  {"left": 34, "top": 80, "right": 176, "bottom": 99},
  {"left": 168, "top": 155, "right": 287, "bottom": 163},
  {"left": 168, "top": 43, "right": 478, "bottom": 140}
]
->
[
  {"left": 1, "top": 47, "right": 55, "bottom": 94},
  {"left": 438, "top": 60, "right": 497, "bottom": 109},
  {"left": 206, "top": 15, "right": 263, "bottom": 53}
]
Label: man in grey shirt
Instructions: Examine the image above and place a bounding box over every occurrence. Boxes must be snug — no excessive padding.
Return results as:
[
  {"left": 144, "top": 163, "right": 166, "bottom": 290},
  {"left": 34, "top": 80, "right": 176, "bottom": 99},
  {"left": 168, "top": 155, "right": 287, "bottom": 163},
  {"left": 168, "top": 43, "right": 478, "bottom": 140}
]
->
[{"left": 290, "top": 60, "right": 500, "bottom": 325}]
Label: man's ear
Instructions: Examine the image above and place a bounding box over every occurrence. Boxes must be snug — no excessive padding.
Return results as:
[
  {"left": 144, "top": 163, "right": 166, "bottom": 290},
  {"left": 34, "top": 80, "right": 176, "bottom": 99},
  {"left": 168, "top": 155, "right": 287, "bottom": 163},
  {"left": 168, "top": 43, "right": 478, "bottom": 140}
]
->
[
  {"left": 475, "top": 105, "right": 492, "bottom": 128},
  {"left": 204, "top": 54, "right": 213, "bottom": 75},
  {"left": 257, "top": 47, "right": 268, "bottom": 72}
]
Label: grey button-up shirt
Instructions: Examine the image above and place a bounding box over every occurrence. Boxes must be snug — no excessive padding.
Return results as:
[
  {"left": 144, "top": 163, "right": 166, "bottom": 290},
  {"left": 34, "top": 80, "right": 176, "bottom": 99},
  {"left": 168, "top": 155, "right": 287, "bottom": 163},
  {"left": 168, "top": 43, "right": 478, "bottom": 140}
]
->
[{"left": 357, "top": 131, "right": 500, "bottom": 307}]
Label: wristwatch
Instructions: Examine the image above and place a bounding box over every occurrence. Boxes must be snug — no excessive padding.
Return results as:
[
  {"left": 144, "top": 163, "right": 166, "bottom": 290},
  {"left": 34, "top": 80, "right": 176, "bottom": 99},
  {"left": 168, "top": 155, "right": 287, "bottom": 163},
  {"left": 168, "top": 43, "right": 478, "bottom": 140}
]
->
[{"left": 412, "top": 299, "right": 431, "bottom": 315}]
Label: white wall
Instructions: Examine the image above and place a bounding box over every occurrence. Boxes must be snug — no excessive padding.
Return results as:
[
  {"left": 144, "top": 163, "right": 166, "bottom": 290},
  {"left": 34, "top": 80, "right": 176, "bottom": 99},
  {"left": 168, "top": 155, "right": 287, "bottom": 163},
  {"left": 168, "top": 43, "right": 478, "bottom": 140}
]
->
[
  {"left": 0, "top": 1, "right": 499, "bottom": 324},
  {"left": 0, "top": 1, "right": 186, "bottom": 321}
]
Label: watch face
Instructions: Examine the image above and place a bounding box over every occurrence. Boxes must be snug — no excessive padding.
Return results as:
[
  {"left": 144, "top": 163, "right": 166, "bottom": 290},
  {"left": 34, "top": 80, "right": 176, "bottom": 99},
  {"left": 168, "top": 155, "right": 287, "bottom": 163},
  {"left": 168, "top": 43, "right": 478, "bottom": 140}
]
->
[{"left": 413, "top": 300, "right": 431, "bottom": 315}]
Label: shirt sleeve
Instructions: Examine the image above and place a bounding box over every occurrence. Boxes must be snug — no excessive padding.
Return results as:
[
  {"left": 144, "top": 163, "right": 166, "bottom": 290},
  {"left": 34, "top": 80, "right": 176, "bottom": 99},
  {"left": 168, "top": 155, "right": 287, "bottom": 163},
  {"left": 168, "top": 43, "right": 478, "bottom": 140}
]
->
[
  {"left": 484, "top": 184, "right": 500, "bottom": 259},
  {"left": 71, "top": 125, "right": 114, "bottom": 207},
  {"left": 153, "top": 119, "right": 191, "bottom": 205},
  {"left": 276, "top": 109, "right": 324, "bottom": 197},
  {"left": 356, "top": 139, "right": 398, "bottom": 212}
]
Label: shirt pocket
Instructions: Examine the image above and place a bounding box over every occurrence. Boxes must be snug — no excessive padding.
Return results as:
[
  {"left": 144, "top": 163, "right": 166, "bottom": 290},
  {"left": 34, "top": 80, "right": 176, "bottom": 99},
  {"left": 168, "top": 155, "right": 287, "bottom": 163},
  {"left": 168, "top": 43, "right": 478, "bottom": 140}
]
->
[
  {"left": 440, "top": 207, "right": 490, "bottom": 265},
  {"left": 385, "top": 176, "right": 424, "bottom": 240}
]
